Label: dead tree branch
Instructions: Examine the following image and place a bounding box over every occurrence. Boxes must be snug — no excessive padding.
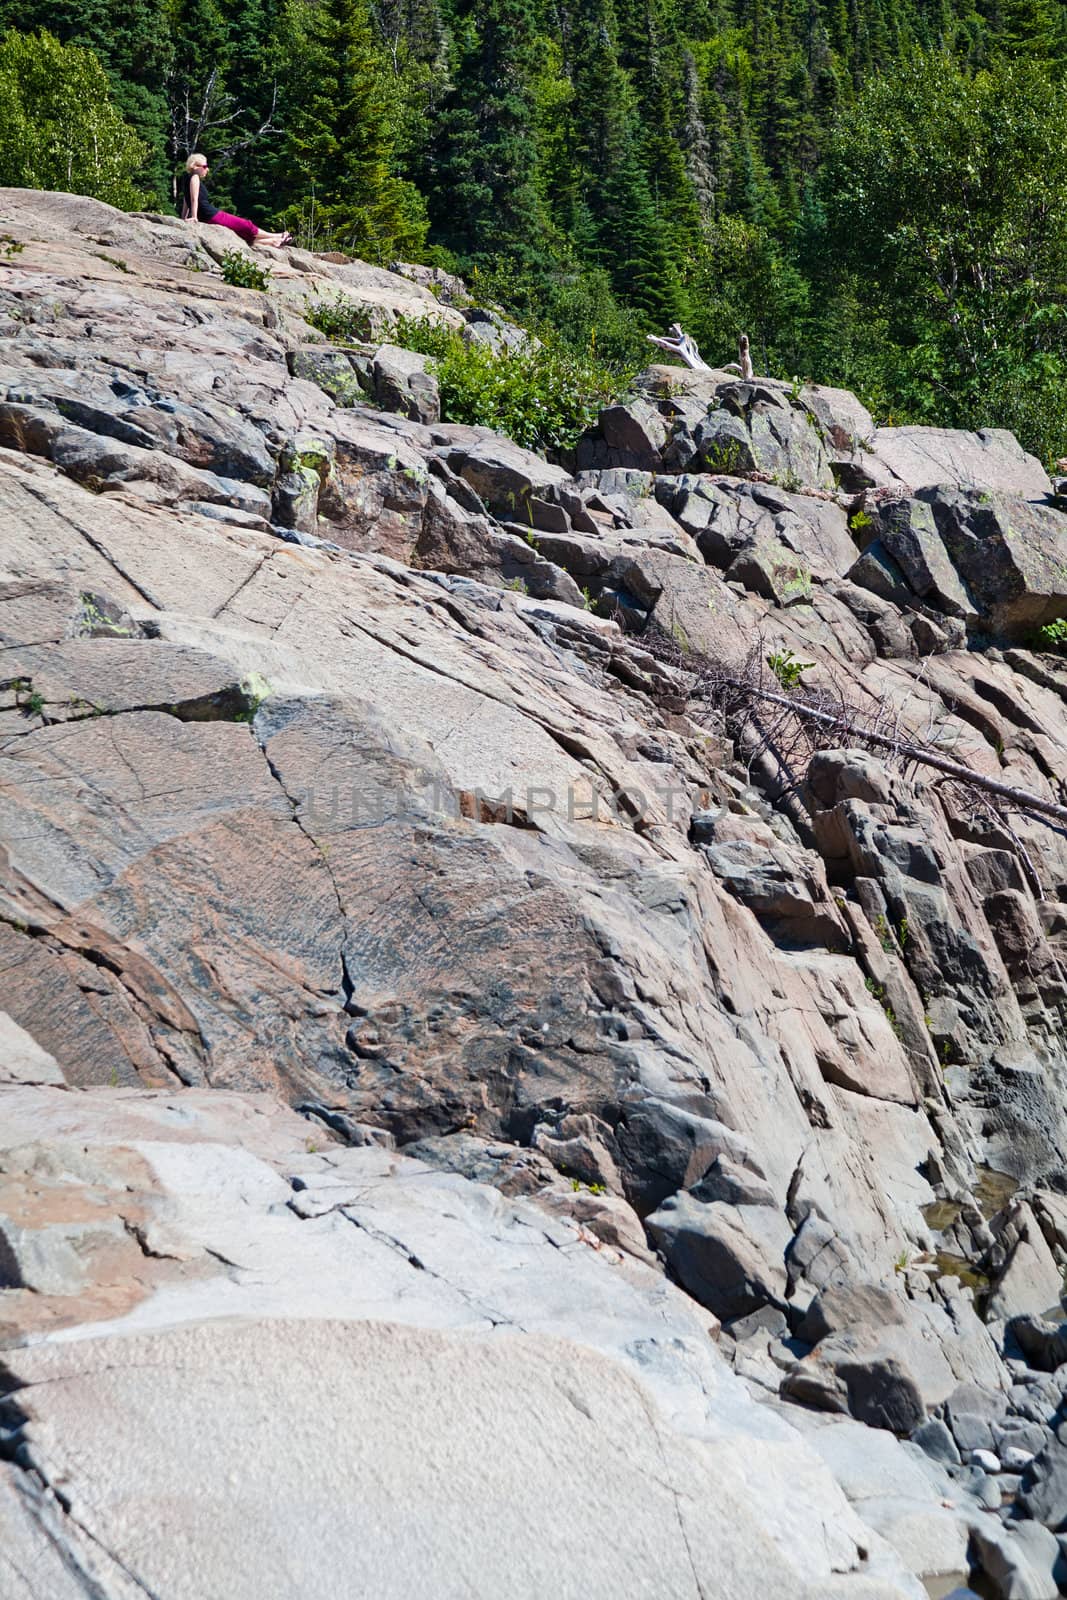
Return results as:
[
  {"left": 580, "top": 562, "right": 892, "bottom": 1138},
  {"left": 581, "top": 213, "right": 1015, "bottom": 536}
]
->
[
  {"left": 646, "top": 324, "right": 711, "bottom": 370},
  {"left": 639, "top": 626, "right": 1067, "bottom": 870}
]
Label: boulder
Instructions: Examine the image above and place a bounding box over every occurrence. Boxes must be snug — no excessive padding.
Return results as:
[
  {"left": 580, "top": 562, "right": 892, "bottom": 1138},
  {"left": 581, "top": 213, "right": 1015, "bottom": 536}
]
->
[
  {"left": 988, "top": 1202, "right": 1065, "bottom": 1323},
  {"left": 645, "top": 1192, "right": 792, "bottom": 1320},
  {"left": 1008, "top": 1316, "right": 1067, "bottom": 1374},
  {"left": 920, "top": 485, "right": 1067, "bottom": 636},
  {"left": 969, "top": 1518, "right": 1063, "bottom": 1600},
  {"left": 1020, "top": 1437, "right": 1067, "bottom": 1529},
  {"left": 415, "top": 480, "right": 584, "bottom": 605},
  {"left": 870, "top": 425, "right": 1051, "bottom": 500},
  {"left": 447, "top": 437, "right": 572, "bottom": 520},
  {"left": 372, "top": 343, "right": 440, "bottom": 425},
  {"left": 693, "top": 383, "right": 835, "bottom": 490},
  {"left": 290, "top": 344, "right": 373, "bottom": 407},
  {"left": 797, "top": 1284, "right": 906, "bottom": 1345}
]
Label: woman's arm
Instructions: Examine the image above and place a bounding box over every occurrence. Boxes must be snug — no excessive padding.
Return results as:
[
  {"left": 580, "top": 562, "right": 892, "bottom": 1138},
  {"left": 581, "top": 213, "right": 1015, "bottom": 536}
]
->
[{"left": 187, "top": 173, "right": 199, "bottom": 221}]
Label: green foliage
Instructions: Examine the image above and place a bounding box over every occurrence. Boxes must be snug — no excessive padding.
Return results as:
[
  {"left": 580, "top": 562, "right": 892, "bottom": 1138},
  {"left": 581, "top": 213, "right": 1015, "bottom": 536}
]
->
[
  {"left": 0, "top": 28, "right": 148, "bottom": 206},
  {"left": 1032, "top": 617, "right": 1067, "bottom": 654},
  {"left": 390, "top": 313, "right": 633, "bottom": 454},
  {"left": 280, "top": 0, "right": 427, "bottom": 260},
  {"left": 2, "top": 3, "right": 1066, "bottom": 460},
  {"left": 812, "top": 53, "right": 1067, "bottom": 461},
  {"left": 428, "top": 0, "right": 548, "bottom": 271},
  {"left": 766, "top": 649, "right": 813, "bottom": 691},
  {"left": 304, "top": 293, "right": 376, "bottom": 344},
  {"left": 218, "top": 248, "right": 270, "bottom": 289},
  {"left": 16, "top": 682, "right": 45, "bottom": 715}
]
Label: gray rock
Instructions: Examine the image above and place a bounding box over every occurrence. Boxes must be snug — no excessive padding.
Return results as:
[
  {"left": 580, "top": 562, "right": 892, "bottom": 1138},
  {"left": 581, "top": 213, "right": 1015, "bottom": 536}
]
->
[
  {"left": 645, "top": 1192, "right": 792, "bottom": 1320},
  {"left": 1019, "top": 1436, "right": 1067, "bottom": 1528},
  {"left": 290, "top": 344, "right": 373, "bottom": 406},
  {"left": 372, "top": 343, "right": 440, "bottom": 425},
  {"left": 0, "top": 1012, "right": 65, "bottom": 1085},
  {"left": 996, "top": 1425, "right": 1049, "bottom": 1459},
  {"left": 613, "top": 1099, "right": 761, "bottom": 1215},
  {"left": 448, "top": 437, "right": 571, "bottom": 519},
  {"left": 874, "top": 497, "right": 973, "bottom": 616},
  {"left": 724, "top": 1306, "right": 790, "bottom": 1343},
  {"left": 782, "top": 1338, "right": 927, "bottom": 1434},
  {"left": 951, "top": 1412, "right": 996, "bottom": 1452},
  {"left": 911, "top": 1417, "right": 962, "bottom": 1467},
  {"left": 871, "top": 424, "right": 1051, "bottom": 499},
  {"left": 916, "top": 484, "right": 1067, "bottom": 637},
  {"left": 798, "top": 1284, "right": 906, "bottom": 1346},
  {"left": 969, "top": 1517, "right": 1062, "bottom": 1600}
]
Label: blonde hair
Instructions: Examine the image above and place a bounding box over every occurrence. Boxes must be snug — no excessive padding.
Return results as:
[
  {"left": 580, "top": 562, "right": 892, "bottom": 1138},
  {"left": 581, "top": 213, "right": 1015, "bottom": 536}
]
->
[{"left": 185, "top": 153, "right": 207, "bottom": 172}]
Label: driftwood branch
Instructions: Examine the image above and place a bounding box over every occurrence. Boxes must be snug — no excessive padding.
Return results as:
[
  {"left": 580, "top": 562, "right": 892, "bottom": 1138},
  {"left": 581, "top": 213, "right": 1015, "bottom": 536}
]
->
[{"left": 646, "top": 324, "right": 710, "bottom": 370}]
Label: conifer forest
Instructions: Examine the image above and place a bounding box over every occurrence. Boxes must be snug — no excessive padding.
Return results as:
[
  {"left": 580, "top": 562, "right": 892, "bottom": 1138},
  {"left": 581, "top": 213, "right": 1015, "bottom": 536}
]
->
[{"left": 2, "top": 0, "right": 1066, "bottom": 459}]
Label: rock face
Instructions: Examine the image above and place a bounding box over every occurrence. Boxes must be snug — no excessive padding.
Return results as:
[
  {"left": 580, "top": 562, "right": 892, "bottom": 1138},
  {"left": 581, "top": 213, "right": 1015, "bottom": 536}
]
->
[
  {"left": 3, "top": 191, "right": 1067, "bottom": 1599},
  {"left": 0, "top": 1085, "right": 924, "bottom": 1600}
]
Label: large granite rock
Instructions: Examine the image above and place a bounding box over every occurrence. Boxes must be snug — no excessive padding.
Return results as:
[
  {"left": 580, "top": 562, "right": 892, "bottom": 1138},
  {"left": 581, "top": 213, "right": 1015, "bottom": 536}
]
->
[
  {"left": 5, "top": 189, "right": 1067, "bottom": 1596},
  {"left": 0, "top": 1084, "right": 930, "bottom": 1599},
  {"left": 851, "top": 487, "right": 1067, "bottom": 638}
]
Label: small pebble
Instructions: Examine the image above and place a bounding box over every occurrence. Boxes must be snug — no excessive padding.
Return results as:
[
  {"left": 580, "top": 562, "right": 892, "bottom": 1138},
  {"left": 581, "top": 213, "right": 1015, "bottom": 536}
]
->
[{"left": 970, "top": 1448, "right": 1001, "bottom": 1474}]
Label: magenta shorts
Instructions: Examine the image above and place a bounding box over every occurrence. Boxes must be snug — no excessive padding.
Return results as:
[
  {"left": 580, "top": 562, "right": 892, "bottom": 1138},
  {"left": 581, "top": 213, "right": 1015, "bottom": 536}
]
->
[{"left": 210, "top": 211, "right": 259, "bottom": 245}]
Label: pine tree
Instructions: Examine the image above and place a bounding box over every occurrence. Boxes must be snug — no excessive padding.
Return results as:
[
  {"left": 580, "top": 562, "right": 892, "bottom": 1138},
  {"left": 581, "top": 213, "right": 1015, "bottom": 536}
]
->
[
  {"left": 565, "top": 0, "right": 685, "bottom": 321},
  {"left": 283, "top": 0, "right": 427, "bottom": 260},
  {"left": 427, "top": 0, "right": 549, "bottom": 268}
]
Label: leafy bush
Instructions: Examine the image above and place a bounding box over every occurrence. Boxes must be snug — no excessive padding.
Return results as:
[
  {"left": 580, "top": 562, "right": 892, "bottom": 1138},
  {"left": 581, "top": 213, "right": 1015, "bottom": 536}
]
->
[
  {"left": 0, "top": 29, "right": 147, "bottom": 208},
  {"left": 766, "top": 649, "right": 813, "bottom": 690},
  {"left": 219, "top": 250, "right": 271, "bottom": 291},
  {"left": 1032, "top": 618, "right": 1067, "bottom": 654},
  {"left": 305, "top": 290, "right": 631, "bottom": 454},
  {"left": 391, "top": 314, "right": 633, "bottom": 454},
  {"left": 304, "top": 293, "right": 375, "bottom": 344}
]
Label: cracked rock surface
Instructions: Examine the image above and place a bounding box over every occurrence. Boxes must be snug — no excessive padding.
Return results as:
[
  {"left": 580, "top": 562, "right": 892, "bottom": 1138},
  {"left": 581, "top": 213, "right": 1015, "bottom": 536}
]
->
[{"left": 4, "top": 190, "right": 1067, "bottom": 1599}]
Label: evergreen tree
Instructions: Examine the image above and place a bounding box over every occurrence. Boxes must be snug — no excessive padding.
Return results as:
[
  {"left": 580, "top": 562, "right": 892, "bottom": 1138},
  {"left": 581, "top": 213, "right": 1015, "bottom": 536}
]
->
[
  {"left": 282, "top": 0, "right": 427, "bottom": 259},
  {"left": 565, "top": 0, "right": 685, "bottom": 321},
  {"left": 427, "top": 0, "right": 548, "bottom": 268}
]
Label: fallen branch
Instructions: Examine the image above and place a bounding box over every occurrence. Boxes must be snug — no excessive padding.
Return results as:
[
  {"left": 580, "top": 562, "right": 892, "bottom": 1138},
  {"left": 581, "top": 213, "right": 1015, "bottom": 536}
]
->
[
  {"left": 646, "top": 324, "right": 710, "bottom": 370},
  {"left": 640, "top": 625, "right": 1067, "bottom": 847},
  {"left": 720, "top": 677, "right": 1067, "bottom": 828}
]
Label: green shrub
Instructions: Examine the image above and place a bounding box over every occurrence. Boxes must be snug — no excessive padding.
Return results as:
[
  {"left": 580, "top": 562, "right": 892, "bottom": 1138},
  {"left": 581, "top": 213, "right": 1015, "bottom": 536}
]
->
[
  {"left": 304, "top": 291, "right": 632, "bottom": 454},
  {"left": 304, "top": 293, "right": 376, "bottom": 344},
  {"left": 766, "top": 649, "right": 813, "bottom": 690},
  {"left": 391, "top": 313, "right": 632, "bottom": 454},
  {"left": 219, "top": 250, "right": 271, "bottom": 292},
  {"left": 1032, "top": 617, "right": 1067, "bottom": 654}
]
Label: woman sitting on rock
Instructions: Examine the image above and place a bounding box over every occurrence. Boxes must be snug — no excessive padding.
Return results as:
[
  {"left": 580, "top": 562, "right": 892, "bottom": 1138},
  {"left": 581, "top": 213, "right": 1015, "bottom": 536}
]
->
[{"left": 179, "top": 154, "right": 292, "bottom": 248}]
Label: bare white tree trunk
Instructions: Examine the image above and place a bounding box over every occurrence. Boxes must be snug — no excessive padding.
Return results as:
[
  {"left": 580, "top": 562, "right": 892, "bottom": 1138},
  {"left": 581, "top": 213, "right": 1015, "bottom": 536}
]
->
[{"left": 646, "top": 324, "right": 711, "bottom": 370}]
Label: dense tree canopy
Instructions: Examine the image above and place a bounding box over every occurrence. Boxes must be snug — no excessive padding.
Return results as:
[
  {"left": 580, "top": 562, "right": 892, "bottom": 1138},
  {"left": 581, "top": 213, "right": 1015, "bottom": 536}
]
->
[
  {"left": 0, "top": 28, "right": 147, "bottom": 205},
  {"left": 1, "top": 0, "right": 1067, "bottom": 457}
]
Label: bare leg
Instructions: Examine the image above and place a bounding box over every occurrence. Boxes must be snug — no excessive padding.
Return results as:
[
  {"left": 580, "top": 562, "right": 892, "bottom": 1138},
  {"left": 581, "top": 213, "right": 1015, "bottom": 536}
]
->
[{"left": 252, "top": 230, "right": 292, "bottom": 249}]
